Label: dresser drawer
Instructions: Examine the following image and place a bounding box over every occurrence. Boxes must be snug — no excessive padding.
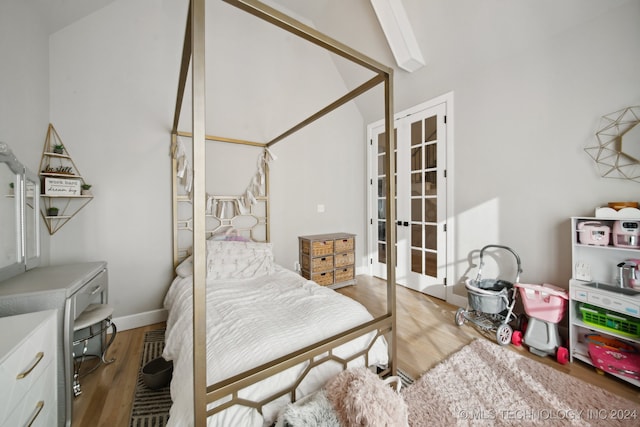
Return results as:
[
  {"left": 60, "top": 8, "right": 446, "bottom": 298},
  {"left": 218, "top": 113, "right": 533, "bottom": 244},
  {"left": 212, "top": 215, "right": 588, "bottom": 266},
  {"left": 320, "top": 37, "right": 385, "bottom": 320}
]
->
[
  {"left": 301, "top": 239, "right": 334, "bottom": 257},
  {"left": 334, "top": 237, "right": 354, "bottom": 253},
  {"left": 301, "top": 254, "right": 334, "bottom": 273},
  {"left": 335, "top": 266, "right": 354, "bottom": 283},
  {"left": 0, "top": 311, "right": 56, "bottom": 425},
  {"left": 71, "top": 268, "right": 107, "bottom": 320},
  {"left": 301, "top": 270, "right": 334, "bottom": 286},
  {"left": 334, "top": 252, "right": 354, "bottom": 268},
  {"left": 2, "top": 359, "right": 55, "bottom": 427}
]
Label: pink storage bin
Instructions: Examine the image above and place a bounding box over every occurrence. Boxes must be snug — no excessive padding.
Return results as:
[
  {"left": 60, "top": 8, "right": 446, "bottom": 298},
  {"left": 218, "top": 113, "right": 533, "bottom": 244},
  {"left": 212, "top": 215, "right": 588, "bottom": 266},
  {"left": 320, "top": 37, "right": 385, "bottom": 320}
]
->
[
  {"left": 586, "top": 334, "right": 640, "bottom": 380},
  {"left": 516, "top": 283, "right": 568, "bottom": 323}
]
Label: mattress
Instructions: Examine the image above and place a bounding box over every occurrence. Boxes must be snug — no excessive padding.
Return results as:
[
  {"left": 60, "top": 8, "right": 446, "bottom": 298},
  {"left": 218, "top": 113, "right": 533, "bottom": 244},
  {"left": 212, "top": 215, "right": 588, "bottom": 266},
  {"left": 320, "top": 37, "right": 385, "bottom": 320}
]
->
[{"left": 163, "top": 264, "right": 388, "bottom": 426}]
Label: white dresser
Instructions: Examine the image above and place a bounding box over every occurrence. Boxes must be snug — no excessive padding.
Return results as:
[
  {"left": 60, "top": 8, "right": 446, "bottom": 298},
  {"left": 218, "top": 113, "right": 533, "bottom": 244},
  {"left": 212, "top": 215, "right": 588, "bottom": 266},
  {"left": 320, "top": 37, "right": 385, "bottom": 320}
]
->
[
  {"left": 0, "top": 262, "right": 108, "bottom": 427},
  {"left": 0, "top": 310, "right": 57, "bottom": 427}
]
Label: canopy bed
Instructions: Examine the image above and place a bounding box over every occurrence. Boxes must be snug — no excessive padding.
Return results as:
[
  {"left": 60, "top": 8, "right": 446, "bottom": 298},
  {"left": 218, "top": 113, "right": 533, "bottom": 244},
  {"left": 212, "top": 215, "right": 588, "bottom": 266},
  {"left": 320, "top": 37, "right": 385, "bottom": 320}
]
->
[{"left": 166, "top": 1, "right": 397, "bottom": 425}]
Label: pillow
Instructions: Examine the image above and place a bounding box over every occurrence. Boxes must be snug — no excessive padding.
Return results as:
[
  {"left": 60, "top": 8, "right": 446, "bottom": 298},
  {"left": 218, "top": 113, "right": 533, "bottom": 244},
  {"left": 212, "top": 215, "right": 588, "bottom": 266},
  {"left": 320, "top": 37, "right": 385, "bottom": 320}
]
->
[
  {"left": 206, "top": 240, "right": 275, "bottom": 280},
  {"left": 175, "top": 255, "right": 193, "bottom": 278},
  {"left": 324, "top": 368, "right": 408, "bottom": 427}
]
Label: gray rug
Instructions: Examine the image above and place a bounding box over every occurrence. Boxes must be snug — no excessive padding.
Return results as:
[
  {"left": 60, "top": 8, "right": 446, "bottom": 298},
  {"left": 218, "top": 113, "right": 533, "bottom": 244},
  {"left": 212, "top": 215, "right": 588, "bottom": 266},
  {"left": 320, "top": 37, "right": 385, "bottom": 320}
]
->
[
  {"left": 127, "top": 329, "right": 414, "bottom": 426},
  {"left": 401, "top": 338, "right": 640, "bottom": 427},
  {"left": 129, "top": 329, "right": 172, "bottom": 427}
]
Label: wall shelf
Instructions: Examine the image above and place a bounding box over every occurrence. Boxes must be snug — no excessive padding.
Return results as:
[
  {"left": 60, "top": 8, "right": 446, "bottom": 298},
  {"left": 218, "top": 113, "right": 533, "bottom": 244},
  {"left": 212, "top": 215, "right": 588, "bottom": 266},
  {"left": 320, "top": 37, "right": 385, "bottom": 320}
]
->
[{"left": 38, "top": 124, "right": 93, "bottom": 235}]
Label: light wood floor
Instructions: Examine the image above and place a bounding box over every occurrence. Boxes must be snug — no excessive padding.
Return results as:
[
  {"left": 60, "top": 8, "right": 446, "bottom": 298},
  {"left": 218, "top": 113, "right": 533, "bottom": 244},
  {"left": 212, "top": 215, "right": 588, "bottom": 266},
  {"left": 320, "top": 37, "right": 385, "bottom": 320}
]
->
[{"left": 72, "top": 276, "right": 639, "bottom": 426}]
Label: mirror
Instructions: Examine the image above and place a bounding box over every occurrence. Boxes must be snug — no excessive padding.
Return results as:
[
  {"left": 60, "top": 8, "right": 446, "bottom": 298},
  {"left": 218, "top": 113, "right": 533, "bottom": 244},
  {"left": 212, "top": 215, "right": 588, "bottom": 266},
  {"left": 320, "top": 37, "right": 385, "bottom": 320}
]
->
[
  {"left": 585, "top": 106, "right": 640, "bottom": 182},
  {"left": 0, "top": 142, "right": 40, "bottom": 281},
  {"left": 25, "top": 170, "right": 40, "bottom": 269}
]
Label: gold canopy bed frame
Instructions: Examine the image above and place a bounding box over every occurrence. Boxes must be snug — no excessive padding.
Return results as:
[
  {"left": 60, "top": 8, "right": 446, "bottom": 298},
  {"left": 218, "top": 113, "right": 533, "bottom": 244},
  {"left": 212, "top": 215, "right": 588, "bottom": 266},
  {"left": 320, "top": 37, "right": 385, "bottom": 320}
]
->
[{"left": 169, "top": 0, "right": 397, "bottom": 425}]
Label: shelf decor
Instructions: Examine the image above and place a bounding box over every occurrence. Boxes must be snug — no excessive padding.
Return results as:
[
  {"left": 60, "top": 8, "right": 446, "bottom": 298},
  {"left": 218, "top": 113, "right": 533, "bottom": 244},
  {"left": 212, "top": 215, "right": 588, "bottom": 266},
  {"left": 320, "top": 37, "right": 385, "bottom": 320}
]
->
[{"left": 38, "top": 124, "right": 93, "bottom": 235}]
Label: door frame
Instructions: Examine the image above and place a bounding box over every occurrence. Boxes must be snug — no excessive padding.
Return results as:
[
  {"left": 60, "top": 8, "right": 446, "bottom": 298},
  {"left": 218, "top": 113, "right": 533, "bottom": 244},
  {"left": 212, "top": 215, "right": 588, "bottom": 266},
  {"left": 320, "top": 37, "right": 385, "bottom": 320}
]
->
[{"left": 367, "top": 91, "right": 463, "bottom": 306}]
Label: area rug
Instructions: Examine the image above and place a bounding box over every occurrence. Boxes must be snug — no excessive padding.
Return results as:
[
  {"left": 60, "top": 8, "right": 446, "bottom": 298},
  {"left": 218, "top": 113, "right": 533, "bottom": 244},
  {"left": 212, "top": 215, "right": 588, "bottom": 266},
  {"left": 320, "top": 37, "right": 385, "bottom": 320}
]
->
[
  {"left": 129, "top": 329, "right": 172, "bottom": 427},
  {"left": 402, "top": 339, "right": 640, "bottom": 427}
]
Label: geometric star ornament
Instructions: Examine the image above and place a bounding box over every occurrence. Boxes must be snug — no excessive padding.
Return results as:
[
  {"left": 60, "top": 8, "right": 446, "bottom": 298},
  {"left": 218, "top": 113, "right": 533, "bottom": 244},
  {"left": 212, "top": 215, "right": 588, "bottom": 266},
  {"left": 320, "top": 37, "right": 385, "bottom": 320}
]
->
[{"left": 584, "top": 106, "right": 640, "bottom": 182}]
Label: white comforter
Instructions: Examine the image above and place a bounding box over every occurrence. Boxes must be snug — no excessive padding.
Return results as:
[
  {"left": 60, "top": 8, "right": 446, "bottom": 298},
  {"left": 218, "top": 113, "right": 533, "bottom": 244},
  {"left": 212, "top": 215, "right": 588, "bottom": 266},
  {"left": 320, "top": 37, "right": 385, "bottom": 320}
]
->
[{"left": 163, "top": 265, "right": 388, "bottom": 427}]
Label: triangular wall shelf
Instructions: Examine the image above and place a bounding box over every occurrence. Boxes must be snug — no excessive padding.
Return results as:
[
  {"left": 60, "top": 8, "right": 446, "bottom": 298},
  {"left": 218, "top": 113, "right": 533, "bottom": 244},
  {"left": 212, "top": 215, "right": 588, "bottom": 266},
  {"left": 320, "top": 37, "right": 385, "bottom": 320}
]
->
[{"left": 38, "top": 124, "right": 93, "bottom": 235}]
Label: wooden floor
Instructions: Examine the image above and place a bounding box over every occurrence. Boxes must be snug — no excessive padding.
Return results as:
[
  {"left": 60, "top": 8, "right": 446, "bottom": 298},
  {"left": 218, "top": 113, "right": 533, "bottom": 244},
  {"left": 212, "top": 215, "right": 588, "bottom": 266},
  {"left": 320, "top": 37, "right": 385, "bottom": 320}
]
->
[{"left": 72, "top": 276, "right": 639, "bottom": 426}]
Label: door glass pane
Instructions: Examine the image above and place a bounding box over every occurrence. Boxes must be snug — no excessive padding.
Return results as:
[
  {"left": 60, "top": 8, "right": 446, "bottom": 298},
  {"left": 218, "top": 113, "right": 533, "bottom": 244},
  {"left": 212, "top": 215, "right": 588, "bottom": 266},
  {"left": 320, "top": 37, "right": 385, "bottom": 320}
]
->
[
  {"left": 377, "top": 132, "right": 386, "bottom": 153},
  {"left": 411, "top": 120, "right": 422, "bottom": 146},
  {"left": 378, "top": 242, "right": 386, "bottom": 264},
  {"left": 377, "top": 177, "right": 386, "bottom": 198},
  {"left": 425, "top": 116, "right": 437, "bottom": 142},
  {"left": 411, "top": 249, "right": 422, "bottom": 274},
  {"left": 411, "top": 224, "right": 422, "bottom": 247},
  {"left": 425, "top": 224, "right": 437, "bottom": 250},
  {"left": 411, "top": 198, "right": 421, "bottom": 222},
  {"left": 378, "top": 153, "right": 387, "bottom": 176},
  {"left": 424, "top": 171, "right": 437, "bottom": 195},
  {"left": 411, "top": 171, "right": 421, "bottom": 196},
  {"left": 378, "top": 221, "right": 386, "bottom": 241},
  {"left": 425, "top": 143, "right": 437, "bottom": 168},
  {"left": 425, "top": 198, "right": 436, "bottom": 222},
  {"left": 378, "top": 200, "right": 386, "bottom": 219},
  {"left": 411, "top": 146, "right": 421, "bottom": 171},
  {"left": 425, "top": 251, "right": 437, "bottom": 276}
]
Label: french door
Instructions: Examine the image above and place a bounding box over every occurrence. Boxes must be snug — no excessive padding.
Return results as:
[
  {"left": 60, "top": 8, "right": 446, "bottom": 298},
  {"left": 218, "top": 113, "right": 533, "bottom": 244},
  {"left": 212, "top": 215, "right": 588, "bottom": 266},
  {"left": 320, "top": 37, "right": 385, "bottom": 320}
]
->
[{"left": 368, "top": 99, "right": 448, "bottom": 299}]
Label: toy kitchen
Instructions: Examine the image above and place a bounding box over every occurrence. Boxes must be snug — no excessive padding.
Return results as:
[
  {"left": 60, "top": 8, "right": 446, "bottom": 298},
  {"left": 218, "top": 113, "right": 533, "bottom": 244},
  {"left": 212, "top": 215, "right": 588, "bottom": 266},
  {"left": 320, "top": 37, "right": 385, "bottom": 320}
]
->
[{"left": 570, "top": 205, "right": 640, "bottom": 386}]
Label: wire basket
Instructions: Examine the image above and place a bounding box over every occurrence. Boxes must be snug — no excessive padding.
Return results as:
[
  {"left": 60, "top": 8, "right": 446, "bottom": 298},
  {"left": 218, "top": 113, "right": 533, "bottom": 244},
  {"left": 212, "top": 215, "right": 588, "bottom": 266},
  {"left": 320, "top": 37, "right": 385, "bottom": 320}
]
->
[{"left": 466, "top": 278, "right": 513, "bottom": 314}]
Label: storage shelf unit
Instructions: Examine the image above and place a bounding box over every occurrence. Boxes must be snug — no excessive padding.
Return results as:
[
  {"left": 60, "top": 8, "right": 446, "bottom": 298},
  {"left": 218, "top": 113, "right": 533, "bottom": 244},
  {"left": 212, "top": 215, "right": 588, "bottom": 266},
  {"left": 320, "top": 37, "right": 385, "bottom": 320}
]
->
[
  {"left": 38, "top": 124, "right": 93, "bottom": 235},
  {"left": 299, "top": 232, "right": 356, "bottom": 289},
  {"left": 569, "top": 216, "right": 640, "bottom": 387}
]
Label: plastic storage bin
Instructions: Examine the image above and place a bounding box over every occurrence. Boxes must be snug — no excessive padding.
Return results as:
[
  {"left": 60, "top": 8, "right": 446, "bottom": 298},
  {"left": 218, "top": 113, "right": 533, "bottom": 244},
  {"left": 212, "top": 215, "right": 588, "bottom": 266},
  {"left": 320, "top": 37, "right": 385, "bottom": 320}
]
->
[
  {"left": 585, "top": 334, "right": 640, "bottom": 380},
  {"left": 579, "top": 304, "right": 640, "bottom": 338}
]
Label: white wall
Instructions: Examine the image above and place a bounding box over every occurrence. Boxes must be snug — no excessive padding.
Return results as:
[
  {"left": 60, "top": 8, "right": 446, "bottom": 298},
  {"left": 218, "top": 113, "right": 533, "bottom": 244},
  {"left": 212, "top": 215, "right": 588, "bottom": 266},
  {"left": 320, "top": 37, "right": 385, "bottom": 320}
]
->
[
  {"left": 48, "top": 0, "right": 367, "bottom": 322},
  {"left": 312, "top": 0, "right": 640, "bottom": 296},
  {"left": 49, "top": 0, "right": 187, "bottom": 319},
  {"left": 0, "top": 0, "right": 52, "bottom": 262}
]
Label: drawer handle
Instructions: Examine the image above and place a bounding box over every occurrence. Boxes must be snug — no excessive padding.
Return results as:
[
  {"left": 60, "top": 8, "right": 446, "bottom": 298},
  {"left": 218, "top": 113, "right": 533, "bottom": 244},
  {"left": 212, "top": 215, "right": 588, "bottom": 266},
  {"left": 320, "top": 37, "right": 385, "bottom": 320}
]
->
[
  {"left": 25, "top": 400, "right": 44, "bottom": 427},
  {"left": 17, "top": 352, "right": 44, "bottom": 379}
]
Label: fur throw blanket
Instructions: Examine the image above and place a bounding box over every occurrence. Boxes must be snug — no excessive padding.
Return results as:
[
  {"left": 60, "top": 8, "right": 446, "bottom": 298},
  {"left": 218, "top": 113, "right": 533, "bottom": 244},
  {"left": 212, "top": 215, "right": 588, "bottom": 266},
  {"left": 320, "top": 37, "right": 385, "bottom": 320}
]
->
[{"left": 276, "top": 368, "right": 408, "bottom": 427}]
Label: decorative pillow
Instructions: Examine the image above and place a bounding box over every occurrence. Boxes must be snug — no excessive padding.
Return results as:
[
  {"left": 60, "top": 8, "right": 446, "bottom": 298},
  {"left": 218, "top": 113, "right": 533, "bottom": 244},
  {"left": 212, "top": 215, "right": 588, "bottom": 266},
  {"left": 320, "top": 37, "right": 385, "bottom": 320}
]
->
[
  {"left": 324, "top": 368, "right": 408, "bottom": 427},
  {"left": 205, "top": 240, "right": 275, "bottom": 279}
]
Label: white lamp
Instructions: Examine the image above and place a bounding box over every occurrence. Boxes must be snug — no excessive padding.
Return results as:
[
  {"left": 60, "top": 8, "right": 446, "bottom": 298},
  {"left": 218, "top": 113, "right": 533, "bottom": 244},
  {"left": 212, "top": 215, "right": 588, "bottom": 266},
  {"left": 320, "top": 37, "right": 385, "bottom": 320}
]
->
[{"left": 370, "top": 0, "right": 425, "bottom": 72}]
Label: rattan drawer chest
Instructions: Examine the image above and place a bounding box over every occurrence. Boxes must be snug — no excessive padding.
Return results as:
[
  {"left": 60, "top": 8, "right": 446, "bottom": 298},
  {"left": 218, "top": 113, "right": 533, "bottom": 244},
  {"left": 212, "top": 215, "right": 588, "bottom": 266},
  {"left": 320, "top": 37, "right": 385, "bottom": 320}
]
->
[{"left": 298, "top": 232, "right": 356, "bottom": 289}]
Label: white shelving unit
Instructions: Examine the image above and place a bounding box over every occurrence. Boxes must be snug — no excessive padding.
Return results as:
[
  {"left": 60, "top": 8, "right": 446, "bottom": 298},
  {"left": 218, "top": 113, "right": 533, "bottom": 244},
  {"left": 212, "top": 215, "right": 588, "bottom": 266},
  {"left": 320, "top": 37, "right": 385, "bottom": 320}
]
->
[{"left": 569, "top": 216, "right": 640, "bottom": 387}]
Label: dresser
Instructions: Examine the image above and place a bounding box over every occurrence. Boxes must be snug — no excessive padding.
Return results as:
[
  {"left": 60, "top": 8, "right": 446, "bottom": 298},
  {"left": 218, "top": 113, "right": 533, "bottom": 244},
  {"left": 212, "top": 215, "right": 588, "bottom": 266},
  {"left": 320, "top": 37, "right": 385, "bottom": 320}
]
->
[
  {"left": 0, "top": 310, "right": 57, "bottom": 427},
  {"left": 299, "top": 233, "right": 356, "bottom": 288},
  {"left": 0, "top": 262, "right": 108, "bottom": 427}
]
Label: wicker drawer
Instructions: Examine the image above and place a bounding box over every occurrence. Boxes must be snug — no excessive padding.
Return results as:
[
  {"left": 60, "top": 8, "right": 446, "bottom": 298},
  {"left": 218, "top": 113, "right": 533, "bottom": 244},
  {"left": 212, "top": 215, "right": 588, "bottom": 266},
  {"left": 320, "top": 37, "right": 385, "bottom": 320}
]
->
[
  {"left": 335, "top": 237, "right": 354, "bottom": 253},
  {"left": 302, "top": 270, "right": 334, "bottom": 286},
  {"left": 335, "top": 266, "right": 354, "bottom": 283},
  {"left": 301, "top": 239, "right": 334, "bottom": 257},
  {"left": 301, "top": 254, "right": 334, "bottom": 273},
  {"left": 334, "top": 252, "right": 354, "bottom": 268}
]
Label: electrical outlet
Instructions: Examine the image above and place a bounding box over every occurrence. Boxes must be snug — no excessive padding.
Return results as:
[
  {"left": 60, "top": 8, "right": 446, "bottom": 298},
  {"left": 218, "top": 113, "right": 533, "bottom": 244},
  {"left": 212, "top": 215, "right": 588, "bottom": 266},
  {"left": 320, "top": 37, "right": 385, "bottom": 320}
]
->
[
  {"left": 294, "top": 261, "right": 300, "bottom": 272},
  {"left": 575, "top": 261, "right": 591, "bottom": 281}
]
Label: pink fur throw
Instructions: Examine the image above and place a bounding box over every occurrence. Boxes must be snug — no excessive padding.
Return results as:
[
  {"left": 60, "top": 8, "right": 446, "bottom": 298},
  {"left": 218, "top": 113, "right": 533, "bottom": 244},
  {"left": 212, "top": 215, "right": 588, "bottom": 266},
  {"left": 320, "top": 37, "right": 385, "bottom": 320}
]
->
[{"left": 325, "top": 368, "right": 408, "bottom": 427}]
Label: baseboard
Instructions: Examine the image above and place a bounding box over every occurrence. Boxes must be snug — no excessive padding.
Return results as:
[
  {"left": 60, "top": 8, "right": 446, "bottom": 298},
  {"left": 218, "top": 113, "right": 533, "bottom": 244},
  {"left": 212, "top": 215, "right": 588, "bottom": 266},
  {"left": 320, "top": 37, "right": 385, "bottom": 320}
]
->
[{"left": 113, "top": 308, "right": 168, "bottom": 331}]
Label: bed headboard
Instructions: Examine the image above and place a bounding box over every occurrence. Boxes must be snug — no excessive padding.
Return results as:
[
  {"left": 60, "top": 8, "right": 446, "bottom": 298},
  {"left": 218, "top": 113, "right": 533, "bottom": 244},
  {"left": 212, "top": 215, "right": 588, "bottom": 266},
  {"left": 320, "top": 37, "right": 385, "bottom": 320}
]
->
[{"left": 171, "top": 135, "right": 272, "bottom": 265}]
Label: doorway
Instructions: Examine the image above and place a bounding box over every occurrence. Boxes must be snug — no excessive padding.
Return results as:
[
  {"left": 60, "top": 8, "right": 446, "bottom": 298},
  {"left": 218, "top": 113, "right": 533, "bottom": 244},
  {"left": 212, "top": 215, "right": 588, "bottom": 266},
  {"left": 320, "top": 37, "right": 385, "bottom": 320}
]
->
[{"left": 368, "top": 93, "right": 453, "bottom": 300}]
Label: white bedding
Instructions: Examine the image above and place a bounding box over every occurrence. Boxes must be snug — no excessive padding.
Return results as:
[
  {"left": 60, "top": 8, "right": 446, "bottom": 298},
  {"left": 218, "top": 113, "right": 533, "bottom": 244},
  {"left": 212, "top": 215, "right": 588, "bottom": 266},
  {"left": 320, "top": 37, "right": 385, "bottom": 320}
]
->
[{"left": 162, "top": 264, "right": 388, "bottom": 427}]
